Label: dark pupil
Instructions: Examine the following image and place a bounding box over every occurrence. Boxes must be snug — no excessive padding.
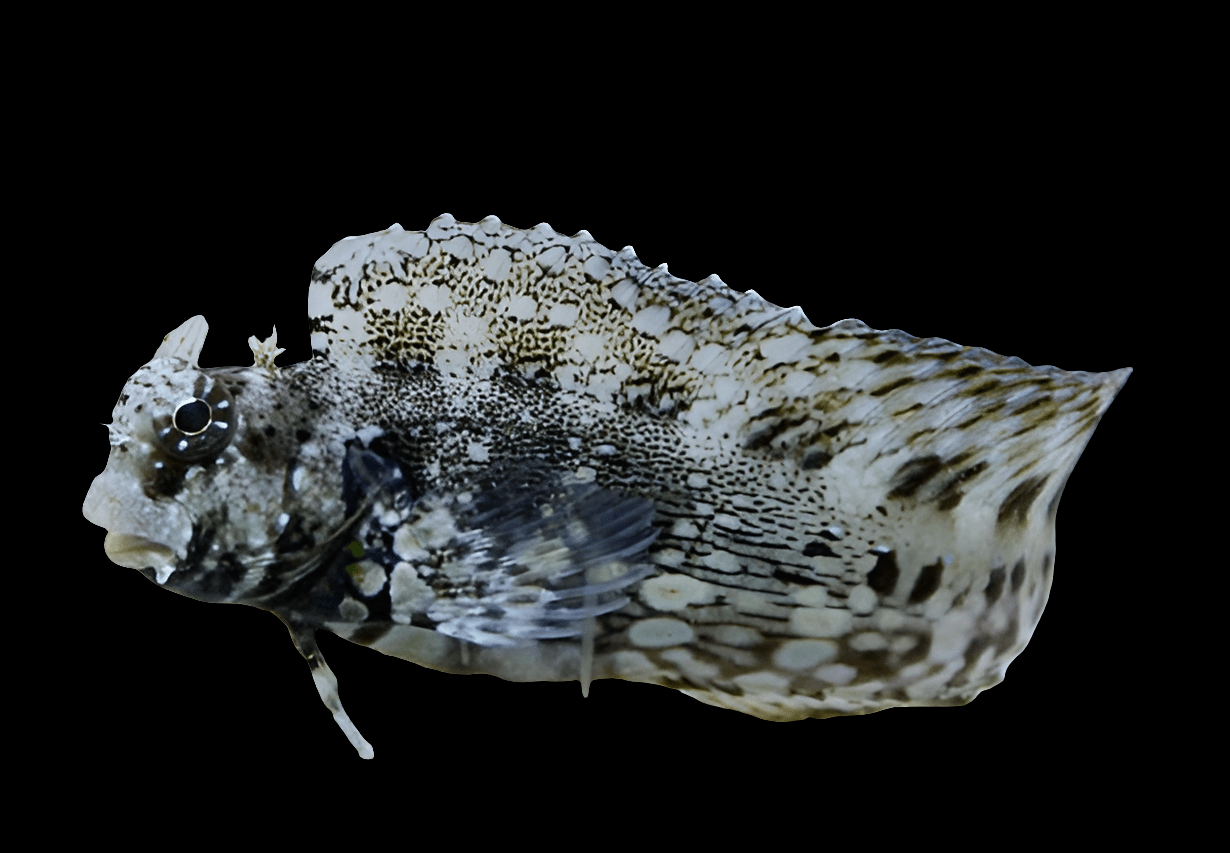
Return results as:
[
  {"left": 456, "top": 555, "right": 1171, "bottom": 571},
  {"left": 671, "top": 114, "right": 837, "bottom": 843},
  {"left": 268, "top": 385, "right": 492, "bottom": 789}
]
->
[{"left": 174, "top": 399, "right": 212, "bottom": 434}]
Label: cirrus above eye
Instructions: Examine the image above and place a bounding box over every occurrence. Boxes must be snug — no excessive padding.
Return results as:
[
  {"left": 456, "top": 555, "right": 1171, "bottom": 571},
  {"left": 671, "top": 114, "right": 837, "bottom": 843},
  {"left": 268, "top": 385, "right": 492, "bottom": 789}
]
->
[{"left": 153, "top": 377, "right": 236, "bottom": 461}]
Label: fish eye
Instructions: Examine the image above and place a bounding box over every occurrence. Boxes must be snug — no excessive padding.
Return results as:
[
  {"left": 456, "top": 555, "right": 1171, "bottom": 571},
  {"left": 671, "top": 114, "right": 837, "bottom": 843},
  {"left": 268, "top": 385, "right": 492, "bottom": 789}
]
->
[
  {"left": 174, "top": 399, "right": 212, "bottom": 434},
  {"left": 153, "top": 375, "right": 236, "bottom": 461}
]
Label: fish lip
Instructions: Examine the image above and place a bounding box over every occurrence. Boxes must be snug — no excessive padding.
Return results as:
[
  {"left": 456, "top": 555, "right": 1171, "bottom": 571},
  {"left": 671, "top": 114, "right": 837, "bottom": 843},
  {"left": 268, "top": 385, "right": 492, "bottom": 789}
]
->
[{"left": 102, "top": 531, "right": 177, "bottom": 576}]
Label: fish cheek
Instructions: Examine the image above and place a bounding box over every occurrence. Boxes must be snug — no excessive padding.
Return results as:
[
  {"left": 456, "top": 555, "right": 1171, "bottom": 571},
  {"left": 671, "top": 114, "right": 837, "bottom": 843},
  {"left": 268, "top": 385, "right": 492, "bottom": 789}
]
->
[{"left": 143, "top": 458, "right": 189, "bottom": 500}]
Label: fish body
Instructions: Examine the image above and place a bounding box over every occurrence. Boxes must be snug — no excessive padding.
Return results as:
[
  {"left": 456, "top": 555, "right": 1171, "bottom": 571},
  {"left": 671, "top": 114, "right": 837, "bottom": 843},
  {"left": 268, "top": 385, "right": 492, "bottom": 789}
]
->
[{"left": 83, "top": 214, "right": 1130, "bottom": 758}]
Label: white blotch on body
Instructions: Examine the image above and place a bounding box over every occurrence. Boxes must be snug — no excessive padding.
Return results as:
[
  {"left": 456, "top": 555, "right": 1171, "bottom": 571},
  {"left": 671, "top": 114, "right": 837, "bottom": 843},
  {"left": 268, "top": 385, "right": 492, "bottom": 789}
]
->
[
  {"left": 640, "top": 574, "right": 715, "bottom": 611},
  {"left": 628, "top": 618, "right": 694, "bottom": 648},
  {"left": 789, "top": 606, "right": 853, "bottom": 638},
  {"left": 773, "top": 639, "right": 839, "bottom": 670},
  {"left": 815, "top": 664, "right": 857, "bottom": 685},
  {"left": 339, "top": 597, "right": 369, "bottom": 621},
  {"left": 848, "top": 584, "right": 878, "bottom": 615}
]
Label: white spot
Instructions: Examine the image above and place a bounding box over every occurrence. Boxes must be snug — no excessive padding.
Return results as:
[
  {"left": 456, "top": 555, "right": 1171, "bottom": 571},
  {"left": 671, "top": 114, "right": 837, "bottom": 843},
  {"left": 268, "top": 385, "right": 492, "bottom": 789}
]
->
[
  {"left": 609, "top": 650, "right": 656, "bottom": 677},
  {"left": 482, "top": 247, "right": 513, "bottom": 282},
  {"left": 567, "top": 436, "right": 583, "bottom": 451},
  {"left": 849, "top": 631, "right": 888, "bottom": 651},
  {"left": 640, "top": 574, "right": 715, "bottom": 611},
  {"left": 388, "top": 563, "right": 435, "bottom": 619},
  {"left": 392, "top": 527, "right": 426, "bottom": 563},
  {"left": 731, "top": 591, "right": 788, "bottom": 618},
  {"left": 686, "top": 473, "right": 709, "bottom": 489},
  {"left": 417, "top": 283, "right": 451, "bottom": 315},
  {"left": 507, "top": 294, "right": 537, "bottom": 321},
  {"left": 732, "top": 670, "right": 792, "bottom": 692},
  {"left": 609, "top": 279, "right": 639, "bottom": 310},
  {"left": 789, "top": 606, "right": 852, "bottom": 638},
  {"left": 709, "top": 625, "right": 763, "bottom": 648},
  {"left": 656, "top": 329, "right": 695, "bottom": 362},
  {"left": 790, "top": 586, "right": 829, "bottom": 607},
  {"left": 653, "top": 547, "right": 686, "bottom": 568},
  {"left": 628, "top": 618, "right": 694, "bottom": 648},
  {"left": 467, "top": 442, "right": 489, "bottom": 462},
  {"left": 291, "top": 467, "right": 305, "bottom": 492},
  {"left": 570, "top": 332, "right": 608, "bottom": 362},
  {"left": 439, "top": 234, "right": 474, "bottom": 260},
  {"left": 773, "top": 639, "right": 839, "bottom": 670},
  {"left": 687, "top": 343, "right": 727, "bottom": 373},
  {"left": 594, "top": 444, "right": 617, "bottom": 456},
  {"left": 814, "top": 663, "right": 857, "bottom": 685},
  {"left": 670, "top": 519, "right": 700, "bottom": 538},
  {"left": 660, "top": 648, "right": 720, "bottom": 682},
  {"left": 701, "top": 550, "right": 743, "bottom": 573},
  {"left": 574, "top": 465, "right": 597, "bottom": 483},
  {"left": 350, "top": 560, "right": 388, "bottom": 597},
  {"left": 848, "top": 584, "right": 878, "bottom": 615},
  {"left": 275, "top": 513, "right": 290, "bottom": 534},
  {"left": 582, "top": 254, "right": 612, "bottom": 279},
  {"left": 890, "top": 635, "right": 919, "bottom": 653},
  {"left": 875, "top": 608, "right": 907, "bottom": 632},
  {"left": 372, "top": 282, "right": 408, "bottom": 313},
  {"left": 758, "top": 332, "right": 811, "bottom": 365},
  {"left": 547, "top": 302, "right": 579, "bottom": 327},
  {"left": 356, "top": 425, "right": 384, "bottom": 446},
  {"left": 929, "top": 608, "right": 978, "bottom": 663},
  {"left": 338, "top": 596, "right": 369, "bottom": 621}
]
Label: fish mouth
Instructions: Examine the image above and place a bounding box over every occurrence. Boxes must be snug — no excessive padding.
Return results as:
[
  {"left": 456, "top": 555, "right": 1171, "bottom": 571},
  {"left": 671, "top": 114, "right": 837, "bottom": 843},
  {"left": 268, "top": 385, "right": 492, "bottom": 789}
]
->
[{"left": 103, "top": 531, "right": 177, "bottom": 583}]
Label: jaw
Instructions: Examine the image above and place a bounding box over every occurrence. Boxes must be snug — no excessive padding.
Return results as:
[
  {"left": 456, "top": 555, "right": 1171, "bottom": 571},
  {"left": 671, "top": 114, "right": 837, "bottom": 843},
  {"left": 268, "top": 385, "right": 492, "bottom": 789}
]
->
[
  {"left": 84, "top": 463, "right": 194, "bottom": 584},
  {"left": 102, "top": 531, "right": 178, "bottom": 583}
]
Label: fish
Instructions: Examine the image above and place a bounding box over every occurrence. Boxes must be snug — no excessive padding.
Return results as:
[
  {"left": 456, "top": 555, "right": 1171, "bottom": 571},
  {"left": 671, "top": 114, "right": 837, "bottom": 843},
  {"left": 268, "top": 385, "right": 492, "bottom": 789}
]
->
[{"left": 82, "top": 213, "right": 1131, "bottom": 759}]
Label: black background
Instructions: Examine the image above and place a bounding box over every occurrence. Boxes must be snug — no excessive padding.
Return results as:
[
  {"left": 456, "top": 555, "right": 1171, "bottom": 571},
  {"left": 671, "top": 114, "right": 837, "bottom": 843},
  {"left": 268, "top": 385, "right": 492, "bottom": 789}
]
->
[{"left": 68, "top": 180, "right": 1142, "bottom": 772}]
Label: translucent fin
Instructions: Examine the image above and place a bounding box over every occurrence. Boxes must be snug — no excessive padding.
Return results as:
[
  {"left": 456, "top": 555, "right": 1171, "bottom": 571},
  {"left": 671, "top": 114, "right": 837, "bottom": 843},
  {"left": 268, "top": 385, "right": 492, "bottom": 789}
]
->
[{"left": 285, "top": 621, "right": 374, "bottom": 759}]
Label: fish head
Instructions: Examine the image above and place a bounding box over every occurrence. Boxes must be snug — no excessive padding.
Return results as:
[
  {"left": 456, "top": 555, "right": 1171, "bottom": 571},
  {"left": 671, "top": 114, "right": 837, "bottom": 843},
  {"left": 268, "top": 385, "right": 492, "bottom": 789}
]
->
[{"left": 83, "top": 316, "right": 348, "bottom": 604}]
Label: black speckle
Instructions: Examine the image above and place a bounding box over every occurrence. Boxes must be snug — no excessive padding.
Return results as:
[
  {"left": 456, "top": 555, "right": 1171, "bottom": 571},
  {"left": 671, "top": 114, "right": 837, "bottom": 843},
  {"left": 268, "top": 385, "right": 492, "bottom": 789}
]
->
[
  {"left": 934, "top": 461, "right": 989, "bottom": 511},
  {"left": 275, "top": 514, "right": 315, "bottom": 554},
  {"left": 870, "top": 376, "right": 914, "bottom": 397},
  {"left": 875, "top": 505, "right": 887, "bottom": 516},
  {"left": 965, "top": 380, "right": 1002, "bottom": 396},
  {"left": 1010, "top": 559, "right": 1026, "bottom": 593},
  {"left": 802, "top": 450, "right": 832, "bottom": 470},
  {"left": 866, "top": 550, "right": 900, "bottom": 594},
  {"left": 773, "top": 568, "right": 823, "bottom": 586},
  {"left": 908, "top": 559, "right": 944, "bottom": 603},
  {"left": 888, "top": 455, "right": 944, "bottom": 499},
  {"left": 264, "top": 425, "right": 277, "bottom": 437},
  {"left": 296, "top": 428, "right": 312, "bottom": 442},
  {"left": 818, "top": 528, "right": 841, "bottom": 541},
  {"left": 997, "top": 475, "right": 1049, "bottom": 527},
  {"left": 984, "top": 566, "right": 1006, "bottom": 605},
  {"left": 803, "top": 541, "right": 839, "bottom": 558}
]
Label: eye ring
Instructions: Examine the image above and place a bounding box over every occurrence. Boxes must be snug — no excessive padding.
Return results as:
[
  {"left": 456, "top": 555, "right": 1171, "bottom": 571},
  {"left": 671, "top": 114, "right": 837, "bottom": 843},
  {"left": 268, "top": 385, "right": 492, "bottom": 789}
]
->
[{"left": 153, "top": 376, "right": 236, "bottom": 461}]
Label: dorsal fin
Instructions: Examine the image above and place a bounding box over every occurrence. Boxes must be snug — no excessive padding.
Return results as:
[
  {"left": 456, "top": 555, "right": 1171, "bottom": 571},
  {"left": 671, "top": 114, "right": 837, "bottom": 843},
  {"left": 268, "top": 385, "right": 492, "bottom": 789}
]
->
[{"left": 309, "top": 215, "right": 1131, "bottom": 517}]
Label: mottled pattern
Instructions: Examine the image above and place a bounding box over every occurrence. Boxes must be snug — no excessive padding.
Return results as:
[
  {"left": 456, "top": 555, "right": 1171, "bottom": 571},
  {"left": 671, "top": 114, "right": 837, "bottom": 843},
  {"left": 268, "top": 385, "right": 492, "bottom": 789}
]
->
[{"left": 84, "top": 214, "right": 1130, "bottom": 758}]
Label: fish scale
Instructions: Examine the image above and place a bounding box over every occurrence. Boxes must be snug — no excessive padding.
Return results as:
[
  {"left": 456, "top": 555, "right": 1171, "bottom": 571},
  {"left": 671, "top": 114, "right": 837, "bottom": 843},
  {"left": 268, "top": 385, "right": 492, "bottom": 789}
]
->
[{"left": 83, "top": 214, "right": 1129, "bottom": 758}]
